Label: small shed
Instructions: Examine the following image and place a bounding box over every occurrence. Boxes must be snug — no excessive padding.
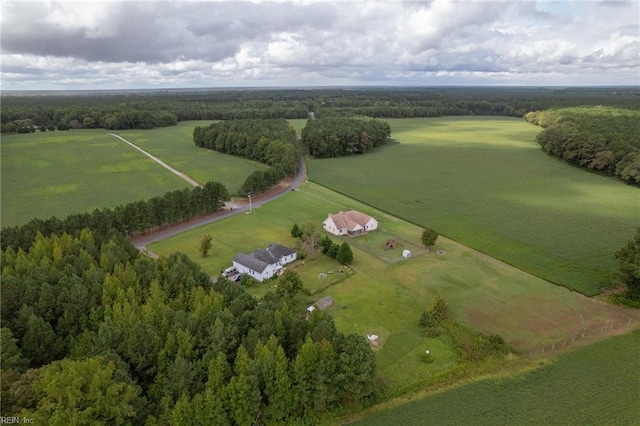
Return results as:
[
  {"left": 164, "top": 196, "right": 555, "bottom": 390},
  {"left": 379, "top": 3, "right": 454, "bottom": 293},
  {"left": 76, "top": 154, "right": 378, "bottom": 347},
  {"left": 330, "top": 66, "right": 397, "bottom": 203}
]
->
[
  {"left": 402, "top": 249, "right": 412, "bottom": 258},
  {"left": 306, "top": 305, "right": 316, "bottom": 313}
]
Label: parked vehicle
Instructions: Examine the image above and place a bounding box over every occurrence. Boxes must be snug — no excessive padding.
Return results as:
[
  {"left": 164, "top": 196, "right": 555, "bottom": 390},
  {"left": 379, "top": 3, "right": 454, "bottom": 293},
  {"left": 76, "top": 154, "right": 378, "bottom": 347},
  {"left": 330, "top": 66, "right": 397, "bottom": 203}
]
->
[{"left": 222, "top": 266, "right": 237, "bottom": 277}]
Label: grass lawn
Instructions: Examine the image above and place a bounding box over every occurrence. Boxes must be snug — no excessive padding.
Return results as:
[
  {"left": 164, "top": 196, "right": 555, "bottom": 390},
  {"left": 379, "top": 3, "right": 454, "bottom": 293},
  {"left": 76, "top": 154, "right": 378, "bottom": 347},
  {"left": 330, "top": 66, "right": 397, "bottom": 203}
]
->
[
  {"left": 1, "top": 130, "right": 189, "bottom": 226},
  {"left": 355, "top": 329, "right": 640, "bottom": 426},
  {"left": 148, "top": 182, "right": 640, "bottom": 394},
  {"left": 307, "top": 116, "right": 640, "bottom": 296},
  {"left": 288, "top": 118, "right": 309, "bottom": 133},
  {"left": 116, "top": 121, "right": 267, "bottom": 194}
]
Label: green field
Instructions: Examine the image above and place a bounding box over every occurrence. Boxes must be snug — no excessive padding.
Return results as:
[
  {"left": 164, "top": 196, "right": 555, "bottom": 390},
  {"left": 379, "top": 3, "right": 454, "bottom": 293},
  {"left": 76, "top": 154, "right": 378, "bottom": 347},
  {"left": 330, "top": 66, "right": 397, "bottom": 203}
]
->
[
  {"left": 288, "top": 118, "right": 309, "bottom": 133},
  {"left": 1, "top": 130, "right": 189, "bottom": 226},
  {"left": 307, "top": 117, "right": 640, "bottom": 295},
  {"left": 116, "top": 121, "right": 267, "bottom": 194},
  {"left": 148, "top": 182, "right": 639, "bottom": 394},
  {"left": 355, "top": 329, "right": 640, "bottom": 425}
]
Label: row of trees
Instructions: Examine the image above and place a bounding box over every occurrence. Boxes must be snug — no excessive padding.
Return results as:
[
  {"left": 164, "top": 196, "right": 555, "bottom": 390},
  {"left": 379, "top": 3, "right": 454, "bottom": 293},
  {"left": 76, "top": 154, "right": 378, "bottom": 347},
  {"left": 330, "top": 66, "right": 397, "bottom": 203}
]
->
[
  {"left": 1, "top": 229, "right": 377, "bottom": 424},
  {"left": 302, "top": 117, "right": 391, "bottom": 158},
  {"left": 193, "top": 119, "right": 298, "bottom": 195},
  {"left": 4, "top": 87, "right": 640, "bottom": 134},
  {"left": 0, "top": 181, "right": 230, "bottom": 252},
  {"left": 525, "top": 107, "right": 640, "bottom": 185},
  {"left": 1, "top": 109, "right": 177, "bottom": 133}
]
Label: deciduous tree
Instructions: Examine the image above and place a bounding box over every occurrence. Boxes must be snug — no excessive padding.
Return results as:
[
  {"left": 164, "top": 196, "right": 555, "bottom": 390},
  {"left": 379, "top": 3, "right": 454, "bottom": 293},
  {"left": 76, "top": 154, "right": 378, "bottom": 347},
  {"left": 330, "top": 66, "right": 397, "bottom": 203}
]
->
[
  {"left": 199, "top": 234, "right": 213, "bottom": 257},
  {"left": 21, "top": 356, "right": 143, "bottom": 425},
  {"left": 613, "top": 228, "right": 640, "bottom": 300},
  {"left": 421, "top": 228, "right": 439, "bottom": 247}
]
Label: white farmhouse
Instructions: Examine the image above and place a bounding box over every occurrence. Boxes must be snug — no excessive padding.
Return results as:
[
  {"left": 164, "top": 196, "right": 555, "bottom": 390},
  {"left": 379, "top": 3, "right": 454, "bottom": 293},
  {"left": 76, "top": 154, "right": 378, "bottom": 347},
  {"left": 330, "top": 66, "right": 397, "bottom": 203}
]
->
[
  {"left": 232, "top": 243, "right": 297, "bottom": 282},
  {"left": 323, "top": 210, "right": 378, "bottom": 237}
]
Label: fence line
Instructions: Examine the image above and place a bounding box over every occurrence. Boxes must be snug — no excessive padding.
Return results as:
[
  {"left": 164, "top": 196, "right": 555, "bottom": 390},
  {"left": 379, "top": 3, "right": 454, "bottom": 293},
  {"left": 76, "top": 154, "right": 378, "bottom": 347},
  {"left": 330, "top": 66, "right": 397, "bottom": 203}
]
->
[{"left": 526, "top": 317, "right": 638, "bottom": 358}]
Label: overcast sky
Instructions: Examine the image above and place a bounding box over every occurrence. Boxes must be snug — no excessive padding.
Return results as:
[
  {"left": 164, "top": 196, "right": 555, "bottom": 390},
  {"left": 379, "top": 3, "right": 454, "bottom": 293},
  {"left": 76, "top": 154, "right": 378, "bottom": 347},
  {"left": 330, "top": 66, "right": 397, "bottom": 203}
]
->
[{"left": 1, "top": 0, "right": 638, "bottom": 90}]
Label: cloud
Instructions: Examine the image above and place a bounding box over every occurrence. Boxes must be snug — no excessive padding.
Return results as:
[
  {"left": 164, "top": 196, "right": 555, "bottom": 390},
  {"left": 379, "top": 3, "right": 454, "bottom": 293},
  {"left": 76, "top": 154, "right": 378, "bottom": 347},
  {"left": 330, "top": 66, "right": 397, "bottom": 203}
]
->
[{"left": 1, "top": 0, "right": 638, "bottom": 89}]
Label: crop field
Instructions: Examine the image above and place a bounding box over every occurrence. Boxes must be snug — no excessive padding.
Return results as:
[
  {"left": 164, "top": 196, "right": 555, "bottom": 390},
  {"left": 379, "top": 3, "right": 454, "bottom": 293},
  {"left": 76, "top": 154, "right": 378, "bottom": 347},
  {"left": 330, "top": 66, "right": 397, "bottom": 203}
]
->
[
  {"left": 147, "top": 182, "right": 640, "bottom": 394},
  {"left": 307, "top": 116, "right": 640, "bottom": 296},
  {"left": 1, "top": 130, "right": 189, "bottom": 226},
  {"left": 356, "top": 329, "right": 640, "bottom": 425},
  {"left": 116, "top": 121, "right": 267, "bottom": 194}
]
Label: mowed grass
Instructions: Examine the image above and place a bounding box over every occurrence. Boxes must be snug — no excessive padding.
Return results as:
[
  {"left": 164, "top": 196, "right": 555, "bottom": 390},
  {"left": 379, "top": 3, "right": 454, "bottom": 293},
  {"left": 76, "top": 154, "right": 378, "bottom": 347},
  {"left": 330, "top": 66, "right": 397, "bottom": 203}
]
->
[
  {"left": 116, "top": 121, "right": 267, "bottom": 194},
  {"left": 307, "top": 117, "right": 640, "bottom": 296},
  {"left": 355, "top": 329, "right": 640, "bottom": 426},
  {"left": 1, "top": 130, "right": 189, "bottom": 226},
  {"left": 147, "top": 182, "right": 640, "bottom": 393}
]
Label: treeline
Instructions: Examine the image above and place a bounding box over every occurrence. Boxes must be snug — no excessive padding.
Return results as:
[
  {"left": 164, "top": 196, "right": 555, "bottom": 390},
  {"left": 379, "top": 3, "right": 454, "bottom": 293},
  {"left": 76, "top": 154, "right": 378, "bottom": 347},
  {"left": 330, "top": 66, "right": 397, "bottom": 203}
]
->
[
  {"left": 525, "top": 106, "right": 640, "bottom": 185},
  {"left": 193, "top": 119, "right": 298, "bottom": 195},
  {"left": 4, "top": 87, "right": 640, "bottom": 134},
  {"left": 1, "top": 109, "right": 177, "bottom": 133},
  {"left": 0, "top": 181, "right": 229, "bottom": 252},
  {"left": 302, "top": 117, "right": 391, "bottom": 158},
  {"left": 1, "top": 229, "right": 377, "bottom": 424}
]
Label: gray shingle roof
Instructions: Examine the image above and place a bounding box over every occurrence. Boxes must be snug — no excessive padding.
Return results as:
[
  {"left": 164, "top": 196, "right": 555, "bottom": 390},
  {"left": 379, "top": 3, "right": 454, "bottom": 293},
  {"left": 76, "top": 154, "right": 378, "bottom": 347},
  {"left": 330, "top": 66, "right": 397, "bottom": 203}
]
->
[
  {"left": 267, "top": 243, "right": 296, "bottom": 258},
  {"left": 233, "top": 252, "right": 270, "bottom": 273},
  {"left": 232, "top": 243, "right": 295, "bottom": 274},
  {"left": 252, "top": 249, "right": 278, "bottom": 265}
]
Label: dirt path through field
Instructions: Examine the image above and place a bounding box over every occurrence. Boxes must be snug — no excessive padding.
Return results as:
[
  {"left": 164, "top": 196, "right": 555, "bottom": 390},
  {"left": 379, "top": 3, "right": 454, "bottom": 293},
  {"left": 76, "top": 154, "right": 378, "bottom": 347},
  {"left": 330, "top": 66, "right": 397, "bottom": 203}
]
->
[{"left": 110, "top": 133, "right": 201, "bottom": 187}]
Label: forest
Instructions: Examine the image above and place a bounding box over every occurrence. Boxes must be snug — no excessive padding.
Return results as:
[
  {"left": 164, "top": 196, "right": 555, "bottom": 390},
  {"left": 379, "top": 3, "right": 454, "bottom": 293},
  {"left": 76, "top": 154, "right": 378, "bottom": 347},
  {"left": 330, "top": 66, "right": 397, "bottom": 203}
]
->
[
  {"left": 301, "top": 117, "right": 391, "bottom": 158},
  {"left": 193, "top": 119, "right": 298, "bottom": 195},
  {"left": 1, "top": 229, "right": 377, "bottom": 424},
  {"left": 525, "top": 107, "right": 640, "bottom": 185},
  {"left": 3, "top": 87, "right": 640, "bottom": 134}
]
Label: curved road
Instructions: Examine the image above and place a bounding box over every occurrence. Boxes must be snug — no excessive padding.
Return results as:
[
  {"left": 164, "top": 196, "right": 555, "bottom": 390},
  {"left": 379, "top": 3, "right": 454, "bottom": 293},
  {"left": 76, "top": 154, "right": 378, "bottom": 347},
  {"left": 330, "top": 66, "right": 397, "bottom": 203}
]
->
[{"left": 129, "top": 145, "right": 307, "bottom": 257}]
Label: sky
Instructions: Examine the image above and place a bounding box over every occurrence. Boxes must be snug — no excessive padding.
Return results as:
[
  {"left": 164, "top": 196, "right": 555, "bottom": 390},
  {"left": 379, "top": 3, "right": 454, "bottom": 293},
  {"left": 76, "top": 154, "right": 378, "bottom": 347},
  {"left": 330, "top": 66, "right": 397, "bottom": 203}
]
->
[{"left": 1, "top": 0, "right": 639, "bottom": 90}]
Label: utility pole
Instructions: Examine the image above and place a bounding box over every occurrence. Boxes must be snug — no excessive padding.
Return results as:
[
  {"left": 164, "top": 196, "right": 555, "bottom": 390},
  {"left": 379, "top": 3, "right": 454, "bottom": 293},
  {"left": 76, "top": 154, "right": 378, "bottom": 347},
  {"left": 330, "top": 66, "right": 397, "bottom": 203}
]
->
[{"left": 248, "top": 193, "right": 252, "bottom": 213}]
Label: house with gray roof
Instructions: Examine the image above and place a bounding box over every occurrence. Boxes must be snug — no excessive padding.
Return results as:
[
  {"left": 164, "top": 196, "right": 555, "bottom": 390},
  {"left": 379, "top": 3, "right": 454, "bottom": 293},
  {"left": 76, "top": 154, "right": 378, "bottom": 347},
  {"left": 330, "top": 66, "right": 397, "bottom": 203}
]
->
[{"left": 232, "top": 243, "right": 297, "bottom": 282}]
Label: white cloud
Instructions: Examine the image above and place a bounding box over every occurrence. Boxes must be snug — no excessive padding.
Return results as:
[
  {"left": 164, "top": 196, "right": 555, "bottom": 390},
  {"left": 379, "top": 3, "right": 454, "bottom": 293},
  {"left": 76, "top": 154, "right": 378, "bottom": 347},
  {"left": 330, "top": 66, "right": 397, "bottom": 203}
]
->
[{"left": 1, "top": 0, "right": 638, "bottom": 89}]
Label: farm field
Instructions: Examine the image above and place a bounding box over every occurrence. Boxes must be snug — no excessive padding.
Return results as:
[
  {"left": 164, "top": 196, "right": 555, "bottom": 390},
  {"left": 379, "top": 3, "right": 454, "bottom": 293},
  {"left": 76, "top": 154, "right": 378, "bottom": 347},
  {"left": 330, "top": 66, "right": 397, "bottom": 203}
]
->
[
  {"left": 147, "top": 182, "right": 640, "bottom": 394},
  {"left": 355, "top": 329, "right": 640, "bottom": 426},
  {"left": 1, "top": 130, "right": 190, "bottom": 226},
  {"left": 116, "top": 120, "right": 267, "bottom": 194},
  {"left": 307, "top": 116, "right": 640, "bottom": 296}
]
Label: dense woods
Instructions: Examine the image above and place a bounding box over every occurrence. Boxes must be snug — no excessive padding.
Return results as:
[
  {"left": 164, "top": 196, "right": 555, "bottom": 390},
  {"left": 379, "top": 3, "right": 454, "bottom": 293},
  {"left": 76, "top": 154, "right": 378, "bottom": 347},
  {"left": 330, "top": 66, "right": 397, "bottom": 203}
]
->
[
  {"left": 525, "top": 107, "right": 640, "bottom": 185},
  {"left": 302, "top": 117, "right": 391, "bottom": 158},
  {"left": 3, "top": 87, "right": 639, "bottom": 134},
  {"left": 0, "top": 181, "right": 229, "bottom": 252},
  {"left": 1, "top": 229, "right": 377, "bottom": 424},
  {"left": 193, "top": 119, "right": 298, "bottom": 195}
]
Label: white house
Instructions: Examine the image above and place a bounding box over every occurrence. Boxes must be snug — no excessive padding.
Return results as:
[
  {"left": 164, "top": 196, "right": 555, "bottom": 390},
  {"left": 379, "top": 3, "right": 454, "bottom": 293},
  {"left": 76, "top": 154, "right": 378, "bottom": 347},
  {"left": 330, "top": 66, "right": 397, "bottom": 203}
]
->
[
  {"left": 232, "top": 243, "right": 297, "bottom": 282},
  {"left": 323, "top": 210, "right": 378, "bottom": 237}
]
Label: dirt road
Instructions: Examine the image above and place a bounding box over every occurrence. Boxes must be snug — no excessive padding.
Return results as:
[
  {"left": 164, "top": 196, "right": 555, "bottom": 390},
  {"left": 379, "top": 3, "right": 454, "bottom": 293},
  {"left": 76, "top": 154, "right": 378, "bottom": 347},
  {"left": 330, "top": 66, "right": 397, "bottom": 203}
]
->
[{"left": 110, "top": 133, "right": 202, "bottom": 187}]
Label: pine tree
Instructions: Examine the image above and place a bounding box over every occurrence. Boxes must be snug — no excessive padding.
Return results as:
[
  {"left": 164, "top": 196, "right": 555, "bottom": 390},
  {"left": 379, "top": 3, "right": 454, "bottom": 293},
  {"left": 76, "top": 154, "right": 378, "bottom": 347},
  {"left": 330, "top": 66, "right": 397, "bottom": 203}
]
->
[
  {"left": 336, "top": 242, "right": 354, "bottom": 265},
  {"left": 227, "top": 346, "right": 261, "bottom": 426}
]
